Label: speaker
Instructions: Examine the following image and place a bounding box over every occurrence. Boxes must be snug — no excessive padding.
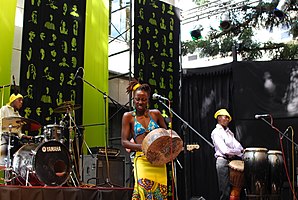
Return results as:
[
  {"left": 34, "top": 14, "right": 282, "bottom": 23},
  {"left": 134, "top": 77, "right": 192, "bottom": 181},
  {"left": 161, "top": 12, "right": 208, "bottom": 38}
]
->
[{"left": 82, "top": 155, "right": 125, "bottom": 187}]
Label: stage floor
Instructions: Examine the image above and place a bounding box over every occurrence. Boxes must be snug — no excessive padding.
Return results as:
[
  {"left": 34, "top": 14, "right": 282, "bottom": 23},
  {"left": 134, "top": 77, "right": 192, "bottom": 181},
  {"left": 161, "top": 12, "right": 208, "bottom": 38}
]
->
[{"left": 0, "top": 185, "right": 133, "bottom": 200}]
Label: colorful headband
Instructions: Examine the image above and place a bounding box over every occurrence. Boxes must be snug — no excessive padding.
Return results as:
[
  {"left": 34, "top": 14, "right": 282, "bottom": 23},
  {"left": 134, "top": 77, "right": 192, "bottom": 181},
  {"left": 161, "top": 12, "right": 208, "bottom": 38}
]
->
[{"left": 133, "top": 83, "right": 141, "bottom": 91}]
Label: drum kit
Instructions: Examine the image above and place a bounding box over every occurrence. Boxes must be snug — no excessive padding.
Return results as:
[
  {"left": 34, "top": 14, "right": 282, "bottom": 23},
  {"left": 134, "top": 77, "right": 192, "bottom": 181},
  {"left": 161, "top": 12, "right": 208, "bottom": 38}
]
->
[{"left": 1, "top": 101, "right": 81, "bottom": 186}]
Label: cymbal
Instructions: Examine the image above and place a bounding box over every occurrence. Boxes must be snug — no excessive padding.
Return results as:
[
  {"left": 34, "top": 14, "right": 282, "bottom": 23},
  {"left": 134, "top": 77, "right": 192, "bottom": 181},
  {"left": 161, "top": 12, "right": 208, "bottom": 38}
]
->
[
  {"left": 2, "top": 117, "right": 42, "bottom": 133},
  {"left": 53, "top": 104, "right": 81, "bottom": 113},
  {"left": 60, "top": 101, "right": 75, "bottom": 106}
]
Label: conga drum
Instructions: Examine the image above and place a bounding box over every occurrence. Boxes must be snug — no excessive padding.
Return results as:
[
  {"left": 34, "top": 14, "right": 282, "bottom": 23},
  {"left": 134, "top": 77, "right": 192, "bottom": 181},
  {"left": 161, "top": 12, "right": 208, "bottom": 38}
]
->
[
  {"left": 268, "top": 150, "right": 284, "bottom": 198},
  {"left": 243, "top": 147, "right": 269, "bottom": 196},
  {"left": 229, "top": 160, "right": 245, "bottom": 200},
  {"left": 142, "top": 128, "right": 183, "bottom": 166}
]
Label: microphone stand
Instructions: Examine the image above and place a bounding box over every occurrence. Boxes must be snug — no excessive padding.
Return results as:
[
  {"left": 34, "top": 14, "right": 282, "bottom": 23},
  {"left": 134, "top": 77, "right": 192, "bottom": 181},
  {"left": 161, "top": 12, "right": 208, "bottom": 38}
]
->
[
  {"left": 258, "top": 117, "right": 298, "bottom": 148},
  {"left": 77, "top": 76, "right": 125, "bottom": 187},
  {"left": 156, "top": 98, "right": 214, "bottom": 200},
  {"left": 77, "top": 76, "right": 127, "bottom": 147},
  {"left": 156, "top": 99, "right": 214, "bottom": 148},
  {"left": 258, "top": 116, "right": 298, "bottom": 199}
]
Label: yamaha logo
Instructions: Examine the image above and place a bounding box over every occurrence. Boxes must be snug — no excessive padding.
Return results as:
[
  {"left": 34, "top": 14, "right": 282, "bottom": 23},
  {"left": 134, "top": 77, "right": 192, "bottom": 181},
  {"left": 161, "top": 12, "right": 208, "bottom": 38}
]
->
[{"left": 42, "top": 146, "right": 62, "bottom": 152}]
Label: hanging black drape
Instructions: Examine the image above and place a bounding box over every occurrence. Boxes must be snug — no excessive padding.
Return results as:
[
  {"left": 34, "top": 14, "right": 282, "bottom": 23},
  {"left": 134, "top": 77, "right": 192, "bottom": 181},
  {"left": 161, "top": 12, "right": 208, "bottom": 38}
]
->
[
  {"left": 179, "top": 63, "right": 234, "bottom": 200},
  {"left": 178, "top": 60, "right": 298, "bottom": 200}
]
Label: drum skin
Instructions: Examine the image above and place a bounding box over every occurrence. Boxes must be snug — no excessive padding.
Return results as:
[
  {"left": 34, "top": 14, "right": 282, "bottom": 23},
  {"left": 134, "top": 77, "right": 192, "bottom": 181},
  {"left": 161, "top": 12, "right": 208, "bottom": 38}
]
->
[
  {"left": 13, "top": 140, "right": 71, "bottom": 186},
  {"left": 142, "top": 128, "right": 183, "bottom": 166},
  {"left": 268, "top": 150, "right": 284, "bottom": 195},
  {"left": 243, "top": 147, "right": 269, "bottom": 195}
]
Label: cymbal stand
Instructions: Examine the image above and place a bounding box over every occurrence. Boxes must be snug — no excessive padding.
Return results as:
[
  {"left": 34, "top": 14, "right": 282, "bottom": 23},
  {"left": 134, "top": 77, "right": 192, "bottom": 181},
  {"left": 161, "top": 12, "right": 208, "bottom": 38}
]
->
[
  {"left": 25, "top": 165, "right": 33, "bottom": 186},
  {"left": 4, "top": 124, "right": 15, "bottom": 184},
  {"left": 66, "top": 107, "right": 80, "bottom": 187}
]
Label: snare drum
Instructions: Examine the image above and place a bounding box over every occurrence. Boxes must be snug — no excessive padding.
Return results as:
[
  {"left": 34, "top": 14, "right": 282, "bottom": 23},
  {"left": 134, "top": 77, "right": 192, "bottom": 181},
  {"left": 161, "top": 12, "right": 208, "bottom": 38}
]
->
[
  {"left": 44, "top": 124, "right": 64, "bottom": 142},
  {"left": 13, "top": 140, "right": 71, "bottom": 186},
  {"left": 243, "top": 147, "right": 269, "bottom": 196},
  {"left": 229, "top": 160, "right": 244, "bottom": 200},
  {"left": 142, "top": 128, "right": 183, "bottom": 166}
]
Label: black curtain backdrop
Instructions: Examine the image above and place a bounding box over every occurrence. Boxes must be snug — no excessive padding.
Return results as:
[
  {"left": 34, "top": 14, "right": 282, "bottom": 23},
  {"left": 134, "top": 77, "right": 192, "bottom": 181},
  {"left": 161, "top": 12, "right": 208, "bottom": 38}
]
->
[
  {"left": 180, "top": 63, "right": 234, "bottom": 200},
  {"left": 180, "top": 61, "right": 298, "bottom": 200}
]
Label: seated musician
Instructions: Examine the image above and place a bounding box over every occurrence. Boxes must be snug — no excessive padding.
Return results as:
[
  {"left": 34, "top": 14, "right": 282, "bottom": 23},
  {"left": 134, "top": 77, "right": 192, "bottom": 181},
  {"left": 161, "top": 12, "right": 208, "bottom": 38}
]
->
[
  {"left": 211, "top": 108, "right": 244, "bottom": 200},
  {"left": 0, "top": 93, "right": 32, "bottom": 166},
  {"left": 121, "top": 79, "right": 168, "bottom": 200}
]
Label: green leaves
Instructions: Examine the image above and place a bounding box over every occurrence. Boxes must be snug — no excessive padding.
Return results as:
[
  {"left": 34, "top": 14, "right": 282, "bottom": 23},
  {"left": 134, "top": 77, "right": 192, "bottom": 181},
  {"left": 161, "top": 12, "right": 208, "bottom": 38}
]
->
[{"left": 182, "top": 1, "right": 298, "bottom": 60}]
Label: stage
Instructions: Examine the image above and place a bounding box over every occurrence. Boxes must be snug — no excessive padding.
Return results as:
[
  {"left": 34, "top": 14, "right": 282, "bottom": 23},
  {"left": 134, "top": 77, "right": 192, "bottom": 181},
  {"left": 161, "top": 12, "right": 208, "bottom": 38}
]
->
[{"left": 0, "top": 185, "right": 133, "bottom": 200}]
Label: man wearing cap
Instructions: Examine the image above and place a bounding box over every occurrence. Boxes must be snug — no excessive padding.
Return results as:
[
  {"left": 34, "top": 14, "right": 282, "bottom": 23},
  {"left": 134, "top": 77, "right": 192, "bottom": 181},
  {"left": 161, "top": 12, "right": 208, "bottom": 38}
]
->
[
  {"left": 211, "top": 108, "right": 243, "bottom": 200},
  {"left": 0, "top": 93, "right": 31, "bottom": 167}
]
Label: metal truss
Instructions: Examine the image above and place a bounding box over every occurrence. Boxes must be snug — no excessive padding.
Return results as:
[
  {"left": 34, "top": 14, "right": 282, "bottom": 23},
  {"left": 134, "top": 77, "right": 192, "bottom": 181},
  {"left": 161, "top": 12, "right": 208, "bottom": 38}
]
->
[{"left": 181, "top": 0, "right": 261, "bottom": 25}]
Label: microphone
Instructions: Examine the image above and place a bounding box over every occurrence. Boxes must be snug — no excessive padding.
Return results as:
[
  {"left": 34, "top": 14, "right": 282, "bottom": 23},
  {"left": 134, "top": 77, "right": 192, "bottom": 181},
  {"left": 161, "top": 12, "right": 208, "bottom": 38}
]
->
[
  {"left": 74, "top": 67, "right": 83, "bottom": 79},
  {"left": 255, "top": 114, "right": 270, "bottom": 119},
  {"left": 152, "top": 93, "right": 168, "bottom": 101},
  {"left": 281, "top": 127, "right": 290, "bottom": 139}
]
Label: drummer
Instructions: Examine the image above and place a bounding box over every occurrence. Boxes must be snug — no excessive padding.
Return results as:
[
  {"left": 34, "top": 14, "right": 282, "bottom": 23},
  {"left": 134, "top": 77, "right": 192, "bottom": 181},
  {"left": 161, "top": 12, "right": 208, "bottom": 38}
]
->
[
  {"left": 121, "top": 79, "right": 168, "bottom": 200},
  {"left": 0, "top": 93, "right": 32, "bottom": 166},
  {"left": 211, "top": 108, "right": 244, "bottom": 200}
]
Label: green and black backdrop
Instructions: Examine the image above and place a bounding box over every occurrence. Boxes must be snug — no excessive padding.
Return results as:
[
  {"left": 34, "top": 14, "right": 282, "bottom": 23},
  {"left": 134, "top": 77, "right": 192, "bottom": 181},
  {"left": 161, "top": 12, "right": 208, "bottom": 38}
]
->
[
  {"left": 134, "top": 0, "right": 180, "bottom": 199},
  {"left": 134, "top": 0, "right": 180, "bottom": 126},
  {"left": 19, "top": 0, "right": 86, "bottom": 134}
]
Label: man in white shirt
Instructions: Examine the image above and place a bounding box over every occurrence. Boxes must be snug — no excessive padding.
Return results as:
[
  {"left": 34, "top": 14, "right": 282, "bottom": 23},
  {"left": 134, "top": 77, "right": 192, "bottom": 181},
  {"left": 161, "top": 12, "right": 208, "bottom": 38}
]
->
[
  {"left": 0, "top": 93, "right": 32, "bottom": 167},
  {"left": 211, "top": 108, "right": 243, "bottom": 200}
]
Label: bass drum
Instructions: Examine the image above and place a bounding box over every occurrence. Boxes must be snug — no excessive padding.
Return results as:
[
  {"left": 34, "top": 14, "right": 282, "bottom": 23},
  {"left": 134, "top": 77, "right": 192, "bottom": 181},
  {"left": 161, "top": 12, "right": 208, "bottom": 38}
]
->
[{"left": 13, "top": 140, "right": 71, "bottom": 186}]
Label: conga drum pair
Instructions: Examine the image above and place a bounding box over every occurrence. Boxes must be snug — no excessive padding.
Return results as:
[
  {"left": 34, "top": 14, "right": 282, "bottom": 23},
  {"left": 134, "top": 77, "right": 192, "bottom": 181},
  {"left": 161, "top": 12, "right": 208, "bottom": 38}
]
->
[
  {"left": 229, "top": 160, "right": 245, "bottom": 200},
  {"left": 142, "top": 128, "right": 183, "bottom": 165},
  {"left": 243, "top": 148, "right": 284, "bottom": 198}
]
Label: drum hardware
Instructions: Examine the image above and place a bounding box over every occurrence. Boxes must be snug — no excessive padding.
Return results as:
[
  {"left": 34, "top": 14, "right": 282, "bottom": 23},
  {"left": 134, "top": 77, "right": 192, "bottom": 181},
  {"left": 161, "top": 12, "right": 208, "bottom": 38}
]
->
[
  {"left": 68, "top": 116, "right": 80, "bottom": 187},
  {"left": 1, "top": 117, "right": 41, "bottom": 184},
  {"left": 56, "top": 103, "right": 81, "bottom": 187},
  {"left": 25, "top": 165, "right": 33, "bottom": 186},
  {"left": 2, "top": 123, "right": 20, "bottom": 184}
]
